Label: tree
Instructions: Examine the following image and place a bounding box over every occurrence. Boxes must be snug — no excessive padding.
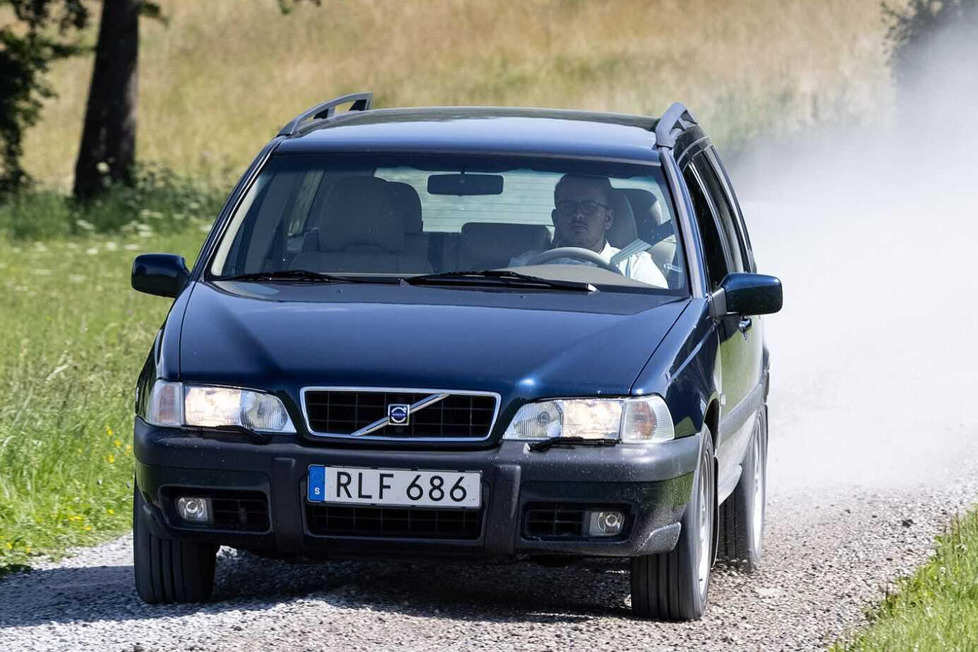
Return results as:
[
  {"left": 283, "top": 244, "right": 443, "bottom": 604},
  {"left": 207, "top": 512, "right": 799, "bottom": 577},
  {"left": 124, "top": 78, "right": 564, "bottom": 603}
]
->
[
  {"left": 885, "top": 0, "right": 978, "bottom": 118},
  {"left": 1, "top": 0, "right": 316, "bottom": 199},
  {"left": 0, "top": 1, "right": 88, "bottom": 195},
  {"left": 72, "top": 0, "right": 144, "bottom": 200},
  {"left": 72, "top": 0, "right": 310, "bottom": 200}
]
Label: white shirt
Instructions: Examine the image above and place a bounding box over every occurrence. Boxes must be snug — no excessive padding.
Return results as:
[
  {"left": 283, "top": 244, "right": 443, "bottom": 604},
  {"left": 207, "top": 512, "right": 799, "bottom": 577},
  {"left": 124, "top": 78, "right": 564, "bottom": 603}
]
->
[{"left": 509, "top": 242, "right": 668, "bottom": 288}]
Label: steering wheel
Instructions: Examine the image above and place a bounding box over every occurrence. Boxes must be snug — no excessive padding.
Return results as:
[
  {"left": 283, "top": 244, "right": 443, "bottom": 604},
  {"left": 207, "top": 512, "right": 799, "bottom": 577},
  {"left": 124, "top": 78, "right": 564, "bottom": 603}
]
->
[{"left": 525, "top": 247, "right": 623, "bottom": 275}]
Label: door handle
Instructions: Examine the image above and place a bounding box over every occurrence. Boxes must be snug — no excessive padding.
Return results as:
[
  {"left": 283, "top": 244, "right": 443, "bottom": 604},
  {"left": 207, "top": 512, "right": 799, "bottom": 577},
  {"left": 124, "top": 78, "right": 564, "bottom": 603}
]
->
[{"left": 738, "top": 316, "right": 753, "bottom": 336}]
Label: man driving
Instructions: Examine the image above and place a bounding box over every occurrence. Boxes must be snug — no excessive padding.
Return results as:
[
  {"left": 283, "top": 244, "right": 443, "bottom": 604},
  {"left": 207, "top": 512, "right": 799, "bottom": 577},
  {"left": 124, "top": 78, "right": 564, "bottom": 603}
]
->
[{"left": 509, "top": 174, "right": 667, "bottom": 287}]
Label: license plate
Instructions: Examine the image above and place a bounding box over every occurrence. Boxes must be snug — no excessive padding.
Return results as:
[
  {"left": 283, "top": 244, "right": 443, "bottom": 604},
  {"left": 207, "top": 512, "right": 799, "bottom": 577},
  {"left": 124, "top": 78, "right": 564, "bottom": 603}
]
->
[{"left": 307, "top": 466, "right": 481, "bottom": 509}]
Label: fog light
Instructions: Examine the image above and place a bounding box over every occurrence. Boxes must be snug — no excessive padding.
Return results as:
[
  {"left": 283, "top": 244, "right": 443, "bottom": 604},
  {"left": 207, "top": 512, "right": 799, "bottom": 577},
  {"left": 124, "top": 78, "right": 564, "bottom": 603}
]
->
[
  {"left": 587, "top": 510, "right": 624, "bottom": 536},
  {"left": 176, "top": 497, "right": 212, "bottom": 523}
]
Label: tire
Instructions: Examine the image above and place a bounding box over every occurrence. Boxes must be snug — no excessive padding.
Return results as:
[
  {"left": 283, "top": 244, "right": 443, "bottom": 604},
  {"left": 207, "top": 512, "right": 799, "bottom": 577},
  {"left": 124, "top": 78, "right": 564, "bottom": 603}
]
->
[
  {"left": 717, "top": 407, "right": 767, "bottom": 570},
  {"left": 133, "top": 485, "right": 218, "bottom": 604},
  {"left": 630, "top": 428, "right": 715, "bottom": 621}
]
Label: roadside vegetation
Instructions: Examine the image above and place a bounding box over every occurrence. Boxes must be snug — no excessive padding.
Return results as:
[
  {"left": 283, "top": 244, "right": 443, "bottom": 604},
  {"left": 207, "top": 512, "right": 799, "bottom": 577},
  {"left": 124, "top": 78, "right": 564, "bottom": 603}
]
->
[
  {"left": 835, "top": 511, "right": 978, "bottom": 650},
  {"left": 0, "top": 172, "right": 220, "bottom": 574},
  {"left": 0, "top": 225, "right": 206, "bottom": 574}
]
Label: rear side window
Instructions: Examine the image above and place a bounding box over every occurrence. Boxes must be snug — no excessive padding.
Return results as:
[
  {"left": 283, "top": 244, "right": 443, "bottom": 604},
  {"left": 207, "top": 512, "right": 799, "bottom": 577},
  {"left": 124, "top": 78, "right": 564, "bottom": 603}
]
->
[
  {"left": 683, "top": 165, "right": 728, "bottom": 291},
  {"left": 706, "top": 148, "right": 755, "bottom": 272},
  {"left": 691, "top": 153, "right": 745, "bottom": 274}
]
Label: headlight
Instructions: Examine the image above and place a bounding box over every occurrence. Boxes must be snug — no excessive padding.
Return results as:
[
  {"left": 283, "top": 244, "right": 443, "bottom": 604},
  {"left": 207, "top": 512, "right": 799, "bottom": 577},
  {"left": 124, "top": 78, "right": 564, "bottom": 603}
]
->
[
  {"left": 503, "top": 396, "right": 674, "bottom": 444},
  {"left": 141, "top": 380, "right": 296, "bottom": 433}
]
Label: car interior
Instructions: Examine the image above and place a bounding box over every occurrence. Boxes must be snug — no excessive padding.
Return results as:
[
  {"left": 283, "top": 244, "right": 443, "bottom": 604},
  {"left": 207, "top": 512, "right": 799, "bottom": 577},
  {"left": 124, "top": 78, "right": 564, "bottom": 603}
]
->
[{"left": 245, "top": 171, "right": 683, "bottom": 287}]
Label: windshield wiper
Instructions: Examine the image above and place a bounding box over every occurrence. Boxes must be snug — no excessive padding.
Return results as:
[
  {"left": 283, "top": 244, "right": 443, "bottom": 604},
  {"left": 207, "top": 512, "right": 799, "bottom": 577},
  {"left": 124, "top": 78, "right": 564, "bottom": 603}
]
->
[
  {"left": 528, "top": 437, "right": 618, "bottom": 453},
  {"left": 403, "top": 270, "right": 596, "bottom": 292},
  {"left": 215, "top": 269, "right": 363, "bottom": 283}
]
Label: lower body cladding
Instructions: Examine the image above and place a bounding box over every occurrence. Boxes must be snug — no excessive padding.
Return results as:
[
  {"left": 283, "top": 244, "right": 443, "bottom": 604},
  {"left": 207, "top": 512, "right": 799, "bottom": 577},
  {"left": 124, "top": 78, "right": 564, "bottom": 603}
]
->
[{"left": 134, "top": 419, "right": 699, "bottom": 561}]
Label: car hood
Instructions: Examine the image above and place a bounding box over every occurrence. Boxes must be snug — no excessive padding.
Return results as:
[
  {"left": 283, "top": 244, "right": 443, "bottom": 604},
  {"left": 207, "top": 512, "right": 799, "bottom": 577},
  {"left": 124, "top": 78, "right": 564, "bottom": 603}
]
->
[{"left": 178, "top": 282, "right": 688, "bottom": 399}]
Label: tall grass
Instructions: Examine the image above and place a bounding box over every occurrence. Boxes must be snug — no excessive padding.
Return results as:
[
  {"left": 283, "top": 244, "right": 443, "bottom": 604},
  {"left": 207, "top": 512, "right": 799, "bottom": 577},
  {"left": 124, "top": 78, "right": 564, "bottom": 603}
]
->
[
  {"left": 22, "top": 0, "right": 893, "bottom": 187},
  {"left": 0, "top": 170, "right": 221, "bottom": 571},
  {"left": 834, "top": 511, "right": 978, "bottom": 651},
  {"left": 0, "top": 226, "right": 207, "bottom": 573},
  {"left": 0, "top": 166, "right": 223, "bottom": 240}
]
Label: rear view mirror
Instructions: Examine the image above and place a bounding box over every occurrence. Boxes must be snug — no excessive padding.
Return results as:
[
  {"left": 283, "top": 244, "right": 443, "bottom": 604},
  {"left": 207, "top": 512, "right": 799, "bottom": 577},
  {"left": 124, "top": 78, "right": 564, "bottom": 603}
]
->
[
  {"left": 132, "top": 253, "right": 190, "bottom": 298},
  {"left": 427, "top": 173, "right": 504, "bottom": 196},
  {"left": 716, "top": 273, "right": 782, "bottom": 316}
]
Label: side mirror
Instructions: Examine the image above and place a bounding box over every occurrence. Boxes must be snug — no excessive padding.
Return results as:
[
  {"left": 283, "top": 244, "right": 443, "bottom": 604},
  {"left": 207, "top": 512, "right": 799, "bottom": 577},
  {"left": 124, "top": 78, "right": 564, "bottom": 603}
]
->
[
  {"left": 715, "top": 272, "right": 782, "bottom": 316},
  {"left": 131, "top": 253, "right": 190, "bottom": 298}
]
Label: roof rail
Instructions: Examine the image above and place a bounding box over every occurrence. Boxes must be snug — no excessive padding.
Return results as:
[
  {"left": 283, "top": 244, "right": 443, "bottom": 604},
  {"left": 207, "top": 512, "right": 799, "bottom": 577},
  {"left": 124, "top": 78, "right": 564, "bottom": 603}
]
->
[
  {"left": 277, "top": 92, "right": 373, "bottom": 137},
  {"left": 653, "top": 102, "right": 697, "bottom": 148}
]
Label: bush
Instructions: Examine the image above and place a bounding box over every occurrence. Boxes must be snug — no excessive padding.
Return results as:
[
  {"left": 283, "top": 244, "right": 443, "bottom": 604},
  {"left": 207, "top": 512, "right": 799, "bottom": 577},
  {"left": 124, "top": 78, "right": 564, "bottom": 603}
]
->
[
  {"left": 0, "top": 164, "right": 225, "bottom": 240},
  {"left": 885, "top": 0, "right": 978, "bottom": 117}
]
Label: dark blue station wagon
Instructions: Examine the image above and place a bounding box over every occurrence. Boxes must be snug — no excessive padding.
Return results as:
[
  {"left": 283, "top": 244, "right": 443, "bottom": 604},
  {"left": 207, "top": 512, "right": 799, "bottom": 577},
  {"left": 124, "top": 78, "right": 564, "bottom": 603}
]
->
[{"left": 130, "top": 93, "right": 782, "bottom": 620}]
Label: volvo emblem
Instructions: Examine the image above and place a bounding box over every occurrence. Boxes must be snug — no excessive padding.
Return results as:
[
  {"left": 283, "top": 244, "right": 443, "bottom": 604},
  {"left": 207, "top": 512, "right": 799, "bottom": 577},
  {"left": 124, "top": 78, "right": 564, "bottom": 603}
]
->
[{"left": 388, "top": 404, "right": 410, "bottom": 425}]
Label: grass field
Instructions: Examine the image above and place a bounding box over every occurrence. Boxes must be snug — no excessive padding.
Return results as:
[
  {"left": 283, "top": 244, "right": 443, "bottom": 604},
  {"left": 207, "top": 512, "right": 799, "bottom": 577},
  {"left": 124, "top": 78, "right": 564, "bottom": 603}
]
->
[
  {"left": 22, "top": 0, "right": 893, "bottom": 188},
  {"left": 834, "top": 511, "right": 978, "bottom": 651},
  {"left": 0, "top": 224, "right": 208, "bottom": 574},
  {"left": 0, "top": 173, "right": 221, "bottom": 573}
]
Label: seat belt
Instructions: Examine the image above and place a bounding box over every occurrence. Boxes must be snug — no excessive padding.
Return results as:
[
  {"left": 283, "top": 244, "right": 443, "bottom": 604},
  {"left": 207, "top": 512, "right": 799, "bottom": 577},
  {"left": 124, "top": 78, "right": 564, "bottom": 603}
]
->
[{"left": 610, "top": 239, "right": 652, "bottom": 267}]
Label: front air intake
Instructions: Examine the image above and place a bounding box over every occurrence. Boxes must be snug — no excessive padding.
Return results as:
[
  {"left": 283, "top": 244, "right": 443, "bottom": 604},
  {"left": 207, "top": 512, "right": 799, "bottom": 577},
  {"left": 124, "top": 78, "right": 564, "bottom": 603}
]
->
[{"left": 302, "top": 388, "right": 499, "bottom": 441}]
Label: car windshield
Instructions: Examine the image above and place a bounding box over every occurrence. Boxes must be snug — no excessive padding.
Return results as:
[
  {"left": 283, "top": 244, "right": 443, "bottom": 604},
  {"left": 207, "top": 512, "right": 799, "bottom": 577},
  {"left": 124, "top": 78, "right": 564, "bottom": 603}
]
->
[{"left": 209, "top": 153, "right": 687, "bottom": 294}]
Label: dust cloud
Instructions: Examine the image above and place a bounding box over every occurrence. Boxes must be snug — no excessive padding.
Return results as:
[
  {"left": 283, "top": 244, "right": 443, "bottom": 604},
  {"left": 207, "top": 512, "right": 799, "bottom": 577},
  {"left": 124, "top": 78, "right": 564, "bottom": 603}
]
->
[{"left": 730, "top": 25, "right": 978, "bottom": 492}]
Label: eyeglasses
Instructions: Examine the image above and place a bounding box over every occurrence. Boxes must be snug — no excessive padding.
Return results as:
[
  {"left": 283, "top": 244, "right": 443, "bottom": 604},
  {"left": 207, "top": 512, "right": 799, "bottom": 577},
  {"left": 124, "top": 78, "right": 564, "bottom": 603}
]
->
[{"left": 555, "top": 200, "right": 610, "bottom": 217}]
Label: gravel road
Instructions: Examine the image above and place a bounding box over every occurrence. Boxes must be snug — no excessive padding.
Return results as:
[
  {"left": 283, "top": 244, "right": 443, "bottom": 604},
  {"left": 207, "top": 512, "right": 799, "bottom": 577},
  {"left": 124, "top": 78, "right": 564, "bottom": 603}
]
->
[{"left": 2, "top": 478, "right": 976, "bottom": 652}]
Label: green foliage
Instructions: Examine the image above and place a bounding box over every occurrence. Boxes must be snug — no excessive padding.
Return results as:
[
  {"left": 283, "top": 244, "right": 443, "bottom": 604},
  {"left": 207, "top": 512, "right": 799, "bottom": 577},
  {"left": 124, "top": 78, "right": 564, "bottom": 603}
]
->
[
  {"left": 0, "top": 219, "right": 207, "bottom": 574},
  {"left": 277, "top": 0, "right": 322, "bottom": 15},
  {"left": 0, "top": 164, "right": 225, "bottom": 240},
  {"left": 834, "top": 510, "right": 978, "bottom": 650},
  {"left": 0, "top": 0, "right": 89, "bottom": 194},
  {"left": 884, "top": 0, "right": 978, "bottom": 86}
]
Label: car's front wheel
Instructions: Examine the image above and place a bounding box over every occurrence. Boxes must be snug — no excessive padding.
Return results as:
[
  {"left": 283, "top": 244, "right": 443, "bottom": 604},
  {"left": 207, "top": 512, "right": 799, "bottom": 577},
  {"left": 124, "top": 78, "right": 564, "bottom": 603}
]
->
[
  {"left": 133, "top": 485, "right": 218, "bottom": 604},
  {"left": 630, "top": 428, "right": 715, "bottom": 620}
]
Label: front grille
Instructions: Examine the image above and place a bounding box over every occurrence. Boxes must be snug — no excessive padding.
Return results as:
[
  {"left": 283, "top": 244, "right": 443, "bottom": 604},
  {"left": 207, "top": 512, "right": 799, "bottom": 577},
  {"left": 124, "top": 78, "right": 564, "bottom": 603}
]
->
[
  {"left": 303, "top": 389, "right": 497, "bottom": 440},
  {"left": 306, "top": 504, "right": 483, "bottom": 539},
  {"left": 523, "top": 504, "right": 588, "bottom": 538},
  {"left": 164, "top": 489, "right": 270, "bottom": 532}
]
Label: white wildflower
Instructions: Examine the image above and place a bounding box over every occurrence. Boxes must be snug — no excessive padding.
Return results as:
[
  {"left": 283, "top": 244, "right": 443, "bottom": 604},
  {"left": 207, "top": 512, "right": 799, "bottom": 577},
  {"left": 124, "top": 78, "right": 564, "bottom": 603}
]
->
[{"left": 45, "top": 364, "right": 69, "bottom": 382}]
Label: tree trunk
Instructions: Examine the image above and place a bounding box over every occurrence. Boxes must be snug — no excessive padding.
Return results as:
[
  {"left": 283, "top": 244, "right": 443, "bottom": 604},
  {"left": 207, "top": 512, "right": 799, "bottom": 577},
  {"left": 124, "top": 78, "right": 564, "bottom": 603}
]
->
[{"left": 73, "top": 0, "right": 140, "bottom": 200}]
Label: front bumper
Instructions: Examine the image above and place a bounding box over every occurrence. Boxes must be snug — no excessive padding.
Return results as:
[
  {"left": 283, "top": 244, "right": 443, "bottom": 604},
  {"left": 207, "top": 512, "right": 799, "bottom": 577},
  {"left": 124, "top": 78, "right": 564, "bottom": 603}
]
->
[{"left": 134, "top": 419, "right": 699, "bottom": 559}]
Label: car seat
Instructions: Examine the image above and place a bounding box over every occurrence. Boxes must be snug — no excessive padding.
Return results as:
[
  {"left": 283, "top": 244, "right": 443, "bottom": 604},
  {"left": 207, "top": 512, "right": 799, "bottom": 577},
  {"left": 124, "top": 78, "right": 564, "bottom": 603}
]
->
[
  {"left": 387, "top": 181, "right": 430, "bottom": 268},
  {"left": 620, "top": 188, "right": 677, "bottom": 283},
  {"left": 291, "top": 177, "right": 432, "bottom": 273}
]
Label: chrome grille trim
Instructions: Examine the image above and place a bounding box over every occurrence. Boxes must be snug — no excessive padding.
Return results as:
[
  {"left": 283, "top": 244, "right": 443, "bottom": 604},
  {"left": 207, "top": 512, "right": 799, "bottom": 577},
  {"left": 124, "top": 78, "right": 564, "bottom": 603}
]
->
[
  {"left": 350, "top": 393, "right": 450, "bottom": 437},
  {"left": 299, "top": 386, "right": 502, "bottom": 441}
]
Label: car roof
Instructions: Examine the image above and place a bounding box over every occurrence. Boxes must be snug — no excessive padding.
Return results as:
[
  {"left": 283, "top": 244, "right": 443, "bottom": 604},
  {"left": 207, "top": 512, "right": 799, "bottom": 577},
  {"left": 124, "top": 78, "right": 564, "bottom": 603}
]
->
[{"left": 273, "top": 107, "right": 663, "bottom": 163}]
